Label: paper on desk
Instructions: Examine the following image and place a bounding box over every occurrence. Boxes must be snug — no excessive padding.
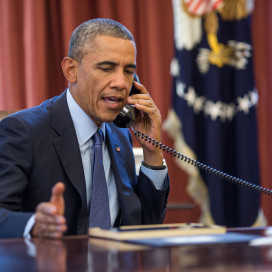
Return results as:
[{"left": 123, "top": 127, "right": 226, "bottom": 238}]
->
[
  {"left": 89, "top": 223, "right": 226, "bottom": 241},
  {"left": 250, "top": 236, "right": 272, "bottom": 246},
  {"left": 128, "top": 233, "right": 259, "bottom": 247},
  {"left": 265, "top": 227, "right": 272, "bottom": 236}
]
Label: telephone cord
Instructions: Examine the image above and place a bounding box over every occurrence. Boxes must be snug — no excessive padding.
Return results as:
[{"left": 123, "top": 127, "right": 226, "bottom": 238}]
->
[{"left": 130, "top": 127, "right": 272, "bottom": 196}]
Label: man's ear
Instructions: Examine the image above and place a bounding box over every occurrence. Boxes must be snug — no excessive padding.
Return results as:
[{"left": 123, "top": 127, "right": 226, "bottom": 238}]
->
[{"left": 61, "top": 57, "right": 77, "bottom": 83}]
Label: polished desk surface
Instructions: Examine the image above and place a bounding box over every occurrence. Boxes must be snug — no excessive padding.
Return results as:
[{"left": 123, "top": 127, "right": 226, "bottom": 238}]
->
[{"left": 0, "top": 227, "right": 272, "bottom": 272}]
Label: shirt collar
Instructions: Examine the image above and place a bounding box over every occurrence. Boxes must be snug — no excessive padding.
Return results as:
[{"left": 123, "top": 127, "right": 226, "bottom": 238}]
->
[{"left": 66, "top": 89, "right": 106, "bottom": 146}]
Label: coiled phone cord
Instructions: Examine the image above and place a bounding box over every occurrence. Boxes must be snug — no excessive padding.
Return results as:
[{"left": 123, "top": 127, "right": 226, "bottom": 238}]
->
[{"left": 130, "top": 127, "right": 272, "bottom": 196}]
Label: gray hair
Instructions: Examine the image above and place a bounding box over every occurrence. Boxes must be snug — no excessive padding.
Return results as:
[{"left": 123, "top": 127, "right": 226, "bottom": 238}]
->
[{"left": 68, "top": 18, "right": 136, "bottom": 62}]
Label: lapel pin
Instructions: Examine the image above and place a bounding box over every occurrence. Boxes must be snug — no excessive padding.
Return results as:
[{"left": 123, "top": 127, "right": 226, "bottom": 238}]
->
[{"left": 115, "top": 146, "right": 121, "bottom": 152}]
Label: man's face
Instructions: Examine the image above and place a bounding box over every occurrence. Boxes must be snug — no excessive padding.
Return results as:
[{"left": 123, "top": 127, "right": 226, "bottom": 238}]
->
[{"left": 70, "top": 35, "right": 136, "bottom": 126}]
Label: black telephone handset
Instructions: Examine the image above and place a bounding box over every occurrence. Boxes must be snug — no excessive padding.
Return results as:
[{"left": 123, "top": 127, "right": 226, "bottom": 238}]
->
[
  {"left": 113, "top": 75, "right": 272, "bottom": 196},
  {"left": 113, "top": 74, "right": 140, "bottom": 128}
]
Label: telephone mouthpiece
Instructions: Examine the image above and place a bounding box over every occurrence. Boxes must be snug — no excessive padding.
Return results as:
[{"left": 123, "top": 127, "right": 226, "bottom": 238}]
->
[{"left": 113, "top": 105, "right": 137, "bottom": 128}]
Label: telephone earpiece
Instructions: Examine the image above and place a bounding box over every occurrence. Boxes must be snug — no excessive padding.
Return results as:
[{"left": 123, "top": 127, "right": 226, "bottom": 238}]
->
[{"left": 113, "top": 74, "right": 140, "bottom": 128}]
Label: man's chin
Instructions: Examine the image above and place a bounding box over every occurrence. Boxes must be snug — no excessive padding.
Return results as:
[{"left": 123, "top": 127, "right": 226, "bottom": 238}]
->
[{"left": 100, "top": 114, "right": 119, "bottom": 124}]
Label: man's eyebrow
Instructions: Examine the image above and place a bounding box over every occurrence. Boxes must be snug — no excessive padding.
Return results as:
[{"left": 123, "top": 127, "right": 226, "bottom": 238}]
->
[
  {"left": 96, "top": 61, "right": 118, "bottom": 67},
  {"left": 126, "top": 64, "right": 137, "bottom": 69},
  {"left": 95, "top": 61, "right": 136, "bottom": 69}
]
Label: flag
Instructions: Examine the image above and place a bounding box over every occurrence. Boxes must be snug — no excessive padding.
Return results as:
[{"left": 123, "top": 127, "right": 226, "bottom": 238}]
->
[{"left": 164, "top": 0, "right": 265, "bottom": 227}]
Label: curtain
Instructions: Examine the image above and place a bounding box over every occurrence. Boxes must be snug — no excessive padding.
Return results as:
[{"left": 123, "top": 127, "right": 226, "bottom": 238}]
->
[
  {"left": 0, "top": 0, "right": 173, "bottom": 112},
  {"left": 252, "top": 0, "right": 272, "bottom": 225},
  {"left": 0, "top": 0, "right": 271, "bottom": 225}
]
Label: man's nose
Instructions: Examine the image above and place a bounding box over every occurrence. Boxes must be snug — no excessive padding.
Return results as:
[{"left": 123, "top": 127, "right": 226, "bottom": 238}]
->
[{"left": 111, "top": 72, "right": 127, "bottom": 90}]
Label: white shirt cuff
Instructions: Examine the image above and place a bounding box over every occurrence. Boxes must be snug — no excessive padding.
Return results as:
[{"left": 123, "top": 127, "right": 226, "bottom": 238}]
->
[
  {"left": 23, "top": 214, "right": 35, "bottom": 238},
  {"left": 140, "top": 165, "right": 167, "bottom": 190}
]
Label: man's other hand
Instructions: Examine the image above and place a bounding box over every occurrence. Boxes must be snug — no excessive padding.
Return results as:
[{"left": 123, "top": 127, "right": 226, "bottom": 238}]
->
[{"left": 31, "top": 182, "right": 67, "bottom": 238}]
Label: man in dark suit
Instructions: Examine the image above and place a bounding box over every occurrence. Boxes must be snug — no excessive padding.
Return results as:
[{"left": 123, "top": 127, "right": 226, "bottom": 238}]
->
[{"left": 0, "top": 18, "right": 169, "bottom": 239}]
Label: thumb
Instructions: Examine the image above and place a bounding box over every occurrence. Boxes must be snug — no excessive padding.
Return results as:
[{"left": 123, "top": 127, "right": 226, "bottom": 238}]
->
[{"left": 50, "top": 182, "right": 65, "bottom": 215}]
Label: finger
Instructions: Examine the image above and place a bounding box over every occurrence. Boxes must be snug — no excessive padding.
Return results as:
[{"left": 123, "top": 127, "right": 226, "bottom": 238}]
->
[
  {"left": 51, "top": 182, "right": 65, "bottom": 201},
  {"left": 134, "top": 102, "right": 158, "bottom": 113},
  {"left": 32, "top": 221, "right": 67, "bottom": 239},
  {"left": 37, "top": 221, "right": 67, "bottom": 234},
  {"left": 127, "top": 82, "right": 158, "bottom": 110},
  {"left": 42, "top": 232, "right": 64, "bottom": 239},
  {"left": 36, "top": 228, "right": 66, "bottom": 239},
  {"left": 127, "top": 88, "right": 157, "bottom": 108},
  {"left": 132, "top": 81, "right": 147, "bottom": 94},
  {"left": 34, "top": 215, "right": 67, "bottom": 239},
  {"left": 50, "top": 182, "right": 65, "bottom": 215},
  {"left": 128, "top": 94, "right": 157, "bottom": 111},
  {"left": 36, "top": 202, "right": 58, "bottom": 216},
  {"left": 35, "top": 210, "right": 67, "bottom": 225}
]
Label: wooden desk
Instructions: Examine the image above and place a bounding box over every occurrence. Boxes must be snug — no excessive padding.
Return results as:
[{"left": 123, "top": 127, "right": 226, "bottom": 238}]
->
[{"left": 0, "top": 227, "right": 272, "bottom": 271}]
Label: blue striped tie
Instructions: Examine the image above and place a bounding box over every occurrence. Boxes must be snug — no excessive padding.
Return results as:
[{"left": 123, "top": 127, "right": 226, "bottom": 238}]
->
[{"left": 89, "top": 129, "right": 111, "bottom": 229}]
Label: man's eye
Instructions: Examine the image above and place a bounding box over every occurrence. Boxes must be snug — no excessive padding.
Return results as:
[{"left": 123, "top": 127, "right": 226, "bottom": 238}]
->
[
  {"left": 101, "top": 67, "right": 112, "bottom": 72},
  {"left": 125, "top": 70, "right": 135, "bottom": 75}
]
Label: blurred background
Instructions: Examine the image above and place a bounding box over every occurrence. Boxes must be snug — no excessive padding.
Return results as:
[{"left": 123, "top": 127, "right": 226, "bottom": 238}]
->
[{"left": 0, "top": 0, "right": 271, "bottom": 226}]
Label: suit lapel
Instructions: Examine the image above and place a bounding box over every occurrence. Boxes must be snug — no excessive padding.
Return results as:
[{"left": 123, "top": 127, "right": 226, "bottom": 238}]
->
[{"left": 51, "top": 91, "right": 87, "bottom": 213}]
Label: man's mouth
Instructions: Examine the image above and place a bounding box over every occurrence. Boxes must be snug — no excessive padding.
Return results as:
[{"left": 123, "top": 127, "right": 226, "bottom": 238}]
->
[
  {"left": 104, "top": 97, "right": 122, "bottom": 103},
  {"left": 103, "top": 96, "right": 124, "bottom": 109}
]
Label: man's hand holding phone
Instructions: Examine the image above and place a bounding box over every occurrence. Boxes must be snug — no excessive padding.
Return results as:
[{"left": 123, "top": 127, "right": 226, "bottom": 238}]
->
[{"left": 127, "top": 81, "right": 164, "bottom": 167}]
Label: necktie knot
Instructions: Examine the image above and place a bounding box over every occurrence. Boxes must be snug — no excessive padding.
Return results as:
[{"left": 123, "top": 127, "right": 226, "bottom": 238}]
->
[{"left": 93, "top": 129, "right": 103, "bottom": 146}]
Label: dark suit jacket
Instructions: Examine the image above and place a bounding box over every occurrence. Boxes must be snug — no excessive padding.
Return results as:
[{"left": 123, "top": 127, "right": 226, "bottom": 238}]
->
[{"left": 0, "top": 90, "right": 169, "bottom": 238}]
